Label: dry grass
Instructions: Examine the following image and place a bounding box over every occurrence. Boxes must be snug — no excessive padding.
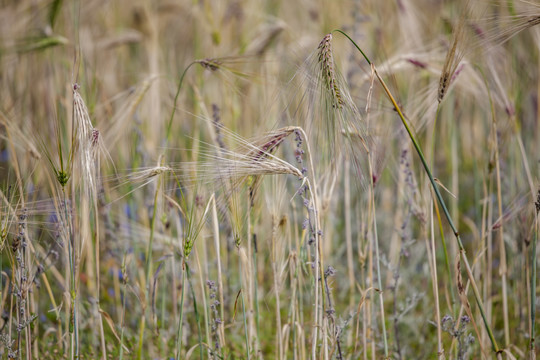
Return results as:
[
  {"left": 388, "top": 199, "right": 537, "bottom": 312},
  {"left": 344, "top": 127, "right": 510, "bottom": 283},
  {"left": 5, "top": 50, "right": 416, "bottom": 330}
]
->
[{"left": 0, "top": 0, "right": 539, "bottom": 359}]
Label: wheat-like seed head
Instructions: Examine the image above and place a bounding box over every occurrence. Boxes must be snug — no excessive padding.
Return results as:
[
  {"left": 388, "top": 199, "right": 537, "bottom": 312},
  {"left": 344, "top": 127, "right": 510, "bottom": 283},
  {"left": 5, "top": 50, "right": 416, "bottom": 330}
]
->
[
  {"left": 317, "top": 34, "right": 344, "bottom": 109},
  {"left": 438, "top": 16, "right": 467, "bottom": 103},
  {"left": 196, "top": 58, "right": 222, "bottom": 72},
  {"left": 210, "top": 131, "right": 303, "bottom": 182},
  {"left": 126, "top": 166, "right": 172, "bottom": 183},
  {"left": 73, "top": 84, "right": 98, "bottom": 199}
]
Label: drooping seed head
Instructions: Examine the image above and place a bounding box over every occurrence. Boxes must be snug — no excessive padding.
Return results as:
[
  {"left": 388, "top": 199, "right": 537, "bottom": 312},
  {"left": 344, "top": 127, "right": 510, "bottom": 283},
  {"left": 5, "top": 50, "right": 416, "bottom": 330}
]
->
[
  {"left": 196, "top": 58, "right": 222, "bottom": 72},
  {"left": 317, "top": 34, "right": 344, "bottom": 109}
]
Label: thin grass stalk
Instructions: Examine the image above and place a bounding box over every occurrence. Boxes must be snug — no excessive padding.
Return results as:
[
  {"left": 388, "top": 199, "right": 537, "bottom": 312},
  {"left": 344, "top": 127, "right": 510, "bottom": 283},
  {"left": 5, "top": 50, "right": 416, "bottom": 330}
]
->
[
  {"left": 8, "top": 277, "right": 14, "bottom": 355},
  {"left": 252, "top": 234, "right": 260, "bottom": 359},
  {"left": 483, "top": 177, "right": 498, "bottom": 354},
  {"left": 194, "top": 247, "right": 211, "bottom": 359},
  {"left": 304, "top": 176, "right": 324, "bottom": 360},
  {"left": 119, "top": 259, "right": 128, "bottom": 360},
  {"left": 211, "top": 195, "right": 226, "bottom": 351},
  {"left": 432, "top": 106, "right": 455, "bottom": 307},
  {"left": 136, "top": 170, "right": 162, "bottom": 359},
  {"left": 481, "top": 176, "right": 492, "bottom": 352},
  {"left": 287, "top": 251, "right": 299, "bottom": 360},
  {"left": 512, "top": 118, "right": 536, "bottom": 197},
  {"left": 290, "top": 127, "right": 325, "bottom": 359},
  {"left": 91, "top": 152, "right": 107, "bottom": 360},
  {"left": 61, "top": 187, "right": 78, "bottom": 360},
  {"left": 492, "top": 105, "right": 510, "bottom": 349},
  {"left": 367, "top": 157, "right": 388, "bottom": 358},
  {"left": 241, "top": 288, "right": 251, "bottom": 359},
  {"left": 237, "top": 247, "right": 253, "bottom": 357},
  {"left": 432, "top": 190, "right": 455, "bottom": 307},
  {"left": 428, "top": 199, "right": 444, "bottom": 359},
  {"left": 344, "top": 157, "right": 355, "bottom": 350},
  {"left": 366, "top": 231, "right": 373, "bottom": 359},
  {"left": 271, "top": 217, "right": 283, "bottom": 360},
  {"left": 144, "top": 173, "right": 162, "bottom": 283},
  {"left": 482, "top": 68, "right": 511, "bottom": 347},
  {"left": 245, "top": 197, "right": 257, "bottom": 355},
  {"left": 531, "top": 200, "right": 538, "bottom": 359},
  {"left": 24, "top": 218, "right": 31, "bottom": 360},
  {"left": 364, "top": 60, "right": 388, "bottom": 359},
  {"left": 171, "top": 215, "right": 180, "bottom": 331},
  {"left": 175, "top": 261, "right": 186, "bottom": 360},
  {"left": 334, "top": 29, "right": 501, "bottom": 355},
  {"left": 166, "top": 62, "right": 196, "bottom": 147},
  {"left": 186, "top": 263, "right": 204, "bottom": 360},
  {"left": 426, "top": 99, "right": 445, "bottom": 358}
]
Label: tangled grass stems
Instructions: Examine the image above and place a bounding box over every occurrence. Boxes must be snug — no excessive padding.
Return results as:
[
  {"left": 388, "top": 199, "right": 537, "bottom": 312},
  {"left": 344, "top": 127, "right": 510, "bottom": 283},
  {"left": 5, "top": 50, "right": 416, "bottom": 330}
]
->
[
  {"left": 160, "top": 123, "right": 322, "bottom": 357},
  {"left": 4, "top": 1, "right": 540, "bottom": 357},
  {"left": 166, "top": 179, "right": 213, "bottom": 359},
  {"left": 185, "top": 123, "right": 328, "bottom": 357},
  {"left": 72, "top": 83, "right": 109, "bottom": 358},
  {"left": 334, "top": 28, "right": 502, "bottom": 356},
  {"left": 36, "top": 84, "right": 90, "bottom": 359}
]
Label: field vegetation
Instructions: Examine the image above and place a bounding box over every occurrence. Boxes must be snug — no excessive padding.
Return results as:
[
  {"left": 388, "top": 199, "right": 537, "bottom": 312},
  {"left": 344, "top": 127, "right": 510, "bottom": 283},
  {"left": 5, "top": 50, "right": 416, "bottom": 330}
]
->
[{"left": 0, "top": 0, "right": 539, "bottom": 359}]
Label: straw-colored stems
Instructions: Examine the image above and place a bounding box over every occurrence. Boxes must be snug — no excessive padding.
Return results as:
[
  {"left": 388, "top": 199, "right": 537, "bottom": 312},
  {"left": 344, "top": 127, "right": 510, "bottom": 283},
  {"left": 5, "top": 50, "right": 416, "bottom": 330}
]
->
[
  {"left": 60, "top": 187, "right": 79, "bottom": 360},
  {"left": 194, "top": 236, "right": 211, "bottom": 359},
  {"left": 367, "top": 155, "right": 388, "bottom": 358},
  {"left": 335, "top": 29, "right": 500, "bottom": 354},
  {"left": 531, "top": 199, "right": 538, "bottom": 359},
  {"left": 483, "top": 69, "right": 510, "bottom": 347},
  {"left": 175, "top": 260, "right": 187, "bottom": 360},
  {"left": 344, "top": 158, "right": 355, "bottom": 335},
  {"left": 431, "top": 105, "right": 456, "bottom": 307},
  {"left": 271, "top": 215, "right": 283, "bottom": 360},
  {"left": 427, "top": 199, "right": 443, "bottom": 359},
  {"left": 239, "top": 266, "right": 251, "bottom": 360},
  {"left": 211, "top": 195, "right": 226, "bottom": 350},
  {"left": 186, "top": 263, "right": 204, "bottom": 360},
  {"left": 137, "top": 165, "right": 165, "bottom": 359},
  {"left": 119, "top": 256, "right": 128, "bottom": 360}
]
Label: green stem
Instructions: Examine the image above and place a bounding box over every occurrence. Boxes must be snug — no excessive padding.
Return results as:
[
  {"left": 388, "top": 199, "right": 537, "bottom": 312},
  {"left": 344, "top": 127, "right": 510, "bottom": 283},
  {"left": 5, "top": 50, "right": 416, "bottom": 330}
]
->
[
  {"left": 252, "top": 235, "right": 260, "bottom": 355},
  {"left": 138, "top": 173, "right": 162, "bottom": 359},
  {"left": 532, "top": 212, "right": 538, "bottom": 356},
  {"left": 165, "top": 62, "right": 196, "bottom": 147},
  {"left": 62, "top": 187, "right": 78, "bottom": 359},
  {"left": 186, "top": 264, "right": 204, "bottom": 360},
  {"left": 175, "top": 261, "right": 186, "bottom": 360},
  {"left": 145, "top": 176, "right": 162, "bottom": 282},
  {"left": 368, "top": 155, "right": 388, "bottom": 357},
  {"left": 432, "top": 105, "right": 455, "bottom": 306},
  {"left": 119, "top": 270, "right": 127, "bottom": 360},
  {"left": 335, "top": 29, "right": 500, "bottom": 354},
  {"left": 241, "top": 289, "right": 251, "bottom": 360}
]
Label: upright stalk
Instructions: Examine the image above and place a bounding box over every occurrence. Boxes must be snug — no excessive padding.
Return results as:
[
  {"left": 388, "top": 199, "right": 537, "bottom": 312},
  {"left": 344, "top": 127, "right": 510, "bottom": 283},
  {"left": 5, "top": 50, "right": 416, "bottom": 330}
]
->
[
  {"left": 137, "top": 171, "right": 163, "bottom": 359},
  {"left": 62, "top": 188, "right": 78, "bottom": 360},
  {"left": 531, "top": 206, "right": 538, "bottom": 359},
  {"left": 482, "top": 68, "right": 510, "bottom": 347},
  {"left": 367, "top": 152, "right": 388, "bottom": 357},
  {"left": 293, "top": 127, "right": 326, "bottom": 359},
  {"left": 175, "top": 261, "right": 186, "bottom": 360},
  {"left": 211, "top": 196, "right": 226, "bottom": 350}
]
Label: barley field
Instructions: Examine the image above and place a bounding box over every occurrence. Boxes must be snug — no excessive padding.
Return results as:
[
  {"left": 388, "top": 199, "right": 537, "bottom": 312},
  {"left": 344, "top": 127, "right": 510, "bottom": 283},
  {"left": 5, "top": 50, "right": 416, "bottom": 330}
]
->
[{"left": 0, "top": 0, "right": 539, "bottom": 359}]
